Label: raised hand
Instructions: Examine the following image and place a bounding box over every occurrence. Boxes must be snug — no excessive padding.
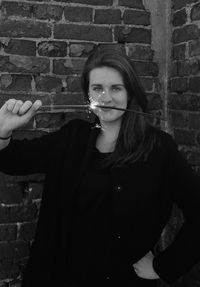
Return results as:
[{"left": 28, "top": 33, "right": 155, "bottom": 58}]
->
[{"left": 0, "top": 99, "right": 42, "bottom": 137}]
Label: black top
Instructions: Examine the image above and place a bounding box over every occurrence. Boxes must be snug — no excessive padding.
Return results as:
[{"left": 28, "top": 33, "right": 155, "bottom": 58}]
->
[
  {"left": 68, "top": 147, "right": 112, "bottom": 282},
  {"left": 0, "top": 119, "right": 200, "bottom": 286}
]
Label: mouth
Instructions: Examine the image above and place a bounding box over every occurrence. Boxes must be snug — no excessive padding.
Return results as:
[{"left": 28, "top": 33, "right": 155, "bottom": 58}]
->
[
  {"left": 97, "top": 105, "right": 115, "bottom": 109},
  {"left": 98, "top": 106, "right": 114, "bottom": 112}
]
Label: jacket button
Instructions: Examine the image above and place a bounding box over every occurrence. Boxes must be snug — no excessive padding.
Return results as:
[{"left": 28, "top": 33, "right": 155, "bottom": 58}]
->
[{"left": 115, "top": 185, "right": 122, "bottom": 191}]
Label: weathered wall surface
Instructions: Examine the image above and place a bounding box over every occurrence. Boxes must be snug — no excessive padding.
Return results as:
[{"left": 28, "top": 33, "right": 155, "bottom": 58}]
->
[
  {"left": 168, "top": 0, "right": 200, "bottom": 286},
  {"left": 170, "top": 0, "right": 200, "bottom": 171}
]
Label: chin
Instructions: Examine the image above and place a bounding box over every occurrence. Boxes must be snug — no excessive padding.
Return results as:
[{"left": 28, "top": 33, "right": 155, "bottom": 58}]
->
[{"left": 100, "top": 116, "right": 123, "bottom": 123}]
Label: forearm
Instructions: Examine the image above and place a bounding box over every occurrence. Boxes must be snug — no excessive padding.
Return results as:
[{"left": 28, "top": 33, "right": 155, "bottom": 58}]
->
[
  {"left": 0, "top": 130, "right": 12, "bottom": 150},
  {"left": 153, "top": 221, "right": 200, "bottom": 283}
]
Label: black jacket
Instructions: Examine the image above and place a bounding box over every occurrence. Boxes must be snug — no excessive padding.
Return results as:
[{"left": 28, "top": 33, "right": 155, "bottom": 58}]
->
[{"left": 0, "top": 119, "right": 200, "bottom": 286}]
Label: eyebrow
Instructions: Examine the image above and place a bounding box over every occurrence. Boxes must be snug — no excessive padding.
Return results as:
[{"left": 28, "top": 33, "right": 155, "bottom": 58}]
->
[{"left": 90, "top": 84, "right": 125, "bottom": 87}]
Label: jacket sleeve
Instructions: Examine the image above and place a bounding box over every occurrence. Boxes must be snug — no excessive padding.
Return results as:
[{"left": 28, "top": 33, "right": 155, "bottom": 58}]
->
[
  {"left": 153, "top": 134, "right": 200, "bottom": 283},
  {"left": 0, "top": 120, "right": 76, "bottom": 175}
]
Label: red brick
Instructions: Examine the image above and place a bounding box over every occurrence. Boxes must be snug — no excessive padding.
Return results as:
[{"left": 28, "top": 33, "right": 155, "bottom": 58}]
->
[
  {"left": 173, "top": 44, "right": 186, "bottom": 60},
  {"left": 54, "top": 0, "right": 112, "bottom": 4},
  {"left": 4, "top": 39, "right": 36, "bottom": 56},
  {"left": 28, "top": 183, "right": 43, "bottom": 200},
  {"left": 119, "top": 0, "right": 145, "bottom": 9},
  {"left": 0, "top": 261, "right": 20, "bottom": 280},
  {"left": 33, "top": 4, "right": 63, "bottom": 21},
  {"left": 94, "top": 9, "right": 121, "bottom": 24},
  {"left": 0, "top": 20, "right": 51, "bottom": 38},
  {"left": 53, "top": 58, "right": 86, "bottom": 75},
  {"left": 114, "top": 26, "right": 151, "bottom": 44},
  {"left": 133, "top": 61, "right": 159, "bottom": 77},
  {"left": 64, "top": 7, "right": 93, "bottom": 22},
  {"left": 127, "top": 44, "right": 154, "bottom": 60},
  {"left": 173, "top": 0, "right": 199, "bottom": 11},
  {"left": 168, "top": 93, "right": 200, "bottom": 111},
  {"left": 0, "top": 204, "right": 38, "bottom": 224},
  {"left": 196, "top": 133, "right": 200, "bottom": 147},
  {"left": 171, "top": 62, "right": 178, "bottom": 77},
  {"left": 54, "top": 24, "right": 112, "bottom": 42},
  {"left": 186, "top": 150, "right": 200, "bottom": 166},
  {"left": 146, "top": 93, "right": 162, "bottom": 110},
  {"left": 169, "top": 110, "right": 188, "bottom": 128},
  {"left": 188, "top": 113, "right": 200, "bottom": 129},
  {"left": 0, "top": 74, "right": 32, "bottom": 92},
  {"left": 67, "top": 76, "right": 82, "bottom": 92},
  {"left": 69, "top": 43, "right": 95, "bottom": 57},
  {"left": 35, "top": 76, "right": 63, "bottom": 92},
  {"left": 0, "top": 224, "right": 17, "bottom": 241},
  {"left": 51, "top": 92, "right": 85, "bottom": 106},
  {"left": 0, "top": 176, "right": 23, "bottom": 204},
  {"left": 18, "top": 222, "right": 37, "bottom": 241},
  {"left": 176, "top": 60, "right": 200, "bottom": 76},
  {"left": 8, "top": 279, "right": 21, "bottom": 287},
  {"left": 174, "top": 128, "right": 196, "bottom": 146},
  {"left": 0, "top": 55, "right": 49, "bottom": 74},
  {"left": 170, "top": 78, "right": 188, "bottom": 92},
  {"left": 36, "top": 112, "right": 86, "bottom": 129},
  {"left": 38, "top": 41, "right": 67, "bottom": 57},
  {"left": 123, "top": 10, "right": 150, "bottom": 26},
  {"left": 171, "top": 59, "right": 199, "bottom": 77},
  {"left": 191, "top": 3, "right": 200, "bottom": 21},
  {"left": 189, "top": 39, "right": 200, "bottom": 56},
  {"left": 140, "top": 77, "right": 154, "bottom": 92},
  {"left": 0, "top": 241, "right": 29, "bottom": 260},
  {"left": 154, "top": 78, "right": 162, "bottom": 93},
  {"left": 2, "top": 1, "right": 32, "bottom": 18},
  {"left": 97, "top": 43, "right": 126, "bottom": 54},
  {"left": 189, "top": 77, "right": 200, "bottom": 92},
  {"left": 173, "top": 25, "right": 200, "bottom": 44},
  {"left": 172, "top": 8, "right": 187, "bottom": 26}
]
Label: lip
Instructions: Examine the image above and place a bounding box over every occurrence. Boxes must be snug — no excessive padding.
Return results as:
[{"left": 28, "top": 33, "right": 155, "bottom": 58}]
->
[
  {"left": 98, "top": 105, "right": 115, "bottom": 110},
  {"left": 99, "top": 106, "right": 113, "bottom": 111}
]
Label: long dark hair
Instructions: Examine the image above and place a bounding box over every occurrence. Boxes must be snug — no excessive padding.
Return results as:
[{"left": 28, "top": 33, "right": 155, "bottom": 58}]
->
[{"left": 81, "top": 47, "right": 157, "bottom": 167}]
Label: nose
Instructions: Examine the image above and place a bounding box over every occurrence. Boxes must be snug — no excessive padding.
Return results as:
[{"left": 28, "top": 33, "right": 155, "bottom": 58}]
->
[{"left": 100, "top": 89, "right": 112, "bottom": 103}]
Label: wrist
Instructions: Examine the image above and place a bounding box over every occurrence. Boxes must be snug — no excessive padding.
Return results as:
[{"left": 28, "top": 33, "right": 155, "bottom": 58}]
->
[{"left": 0, "top": 130, "right": 12, "bottom": 140}]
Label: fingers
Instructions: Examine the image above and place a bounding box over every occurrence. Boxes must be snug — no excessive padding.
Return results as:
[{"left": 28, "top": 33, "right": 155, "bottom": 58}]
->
[
  {"left": 18, "top": 101, "right": 32, "bottom": 115},
  {"left": 6, "top": 99, "right": 17, "bottom": 112},
  {"left": 5, "top": 99, "right": 42, "bottom": 116},
  {"left": 12, "top": 100, "right": 23, "bottom": 114},
  {"left": 24, "top": 100, "right": 42, "bottom": 117}
]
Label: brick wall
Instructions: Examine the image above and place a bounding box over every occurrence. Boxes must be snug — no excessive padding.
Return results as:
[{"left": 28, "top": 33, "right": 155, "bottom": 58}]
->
[
  {"left": 0, "top": 0, "right": 164, "bottom": 285},
  {"left": 171, "top": 0, "right": 200, "bottom": 171},
  {"left": 166, "top": 0, "right": 200, "bottom": 286}
]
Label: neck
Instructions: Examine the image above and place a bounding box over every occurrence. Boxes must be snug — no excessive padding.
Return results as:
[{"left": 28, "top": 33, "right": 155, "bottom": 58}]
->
[{"left": 100, "top": 120, "right": 121, "bottom": 141}]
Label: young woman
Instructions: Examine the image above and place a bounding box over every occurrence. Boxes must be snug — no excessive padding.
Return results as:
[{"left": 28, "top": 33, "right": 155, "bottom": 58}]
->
[{"left": 0, "top": 48, "right": 200, "bottom": 287}]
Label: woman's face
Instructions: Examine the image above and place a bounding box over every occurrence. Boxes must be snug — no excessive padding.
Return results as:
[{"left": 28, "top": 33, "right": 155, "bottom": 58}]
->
[{"left": 89, "top": 66, "right": 128, "bottom": 125}]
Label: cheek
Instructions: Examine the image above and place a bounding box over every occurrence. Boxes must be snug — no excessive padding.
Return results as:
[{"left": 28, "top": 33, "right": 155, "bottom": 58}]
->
[
  {"left": 89, "top": 92, "right": 101, "bottom": 104},
  {"left": 116, "top": 94, "right": 128, "bottom": 107}
]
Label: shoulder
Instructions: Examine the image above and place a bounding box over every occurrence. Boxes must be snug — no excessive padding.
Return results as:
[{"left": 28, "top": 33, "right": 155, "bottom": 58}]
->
[
  {"left": 147, "top": 125, "right": 179, "bottom": 159},
  {"left": 149, "top": 125, "right": 177, "bottom": 147}
]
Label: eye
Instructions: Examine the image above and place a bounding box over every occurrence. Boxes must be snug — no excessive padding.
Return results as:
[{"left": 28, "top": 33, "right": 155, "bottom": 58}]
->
[
  {"left": 112, "top": 86, "right": 121, "bottom": 92},
  {"left": 93, "top": 86, "right": 103, "bottom": 92}
]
